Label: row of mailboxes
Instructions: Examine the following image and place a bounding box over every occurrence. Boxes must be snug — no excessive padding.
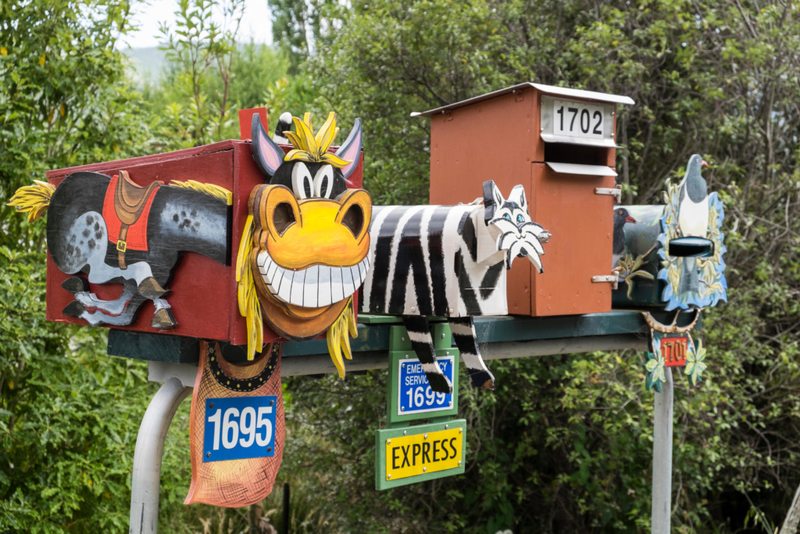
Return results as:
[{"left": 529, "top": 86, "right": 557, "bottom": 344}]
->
[{"left": 421, "top": 83, "right": 635, "bottom": 317}]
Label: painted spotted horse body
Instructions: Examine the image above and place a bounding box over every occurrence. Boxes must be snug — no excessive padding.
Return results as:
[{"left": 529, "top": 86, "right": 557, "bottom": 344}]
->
[
  {"left": 359, "top": 181, "right": 549, "bottom": 393},
  {"left": 47, "top": 172, "right": 229, "bottom": 327}
]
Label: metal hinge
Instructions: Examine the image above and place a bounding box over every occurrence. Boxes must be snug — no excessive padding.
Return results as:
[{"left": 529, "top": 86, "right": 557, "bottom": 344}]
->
[
  {"left": 592, "top": 274, "right": 619, "bottom": 290},
  {"left": 595, "top": 185, "right": 622, "bottom": 203}
]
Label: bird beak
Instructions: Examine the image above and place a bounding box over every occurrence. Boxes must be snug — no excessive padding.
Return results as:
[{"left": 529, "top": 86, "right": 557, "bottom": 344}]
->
[
  {"left": 625, "top": 215, "right": 637, "bottom": 224},
  {"left": 701, "top": 160, "right": 709, "bottom": 168}
]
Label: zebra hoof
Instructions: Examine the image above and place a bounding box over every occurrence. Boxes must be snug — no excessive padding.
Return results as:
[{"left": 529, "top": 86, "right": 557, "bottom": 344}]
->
[
  {"left": 151, "top": 307, "right": 177, "bottom": 329},
  {"left": 137, "top": 277, "right": 168, "bottom": 299},
  {"left": 62, "top": 301, "right": 85, "bottom": 317},
  {"left": 61, "top": 276, "right": 89, "bottom": 294}
]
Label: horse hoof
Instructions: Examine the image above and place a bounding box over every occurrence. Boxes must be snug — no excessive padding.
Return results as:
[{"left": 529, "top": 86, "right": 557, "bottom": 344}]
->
[
  {"left": 61, "top": 276, "right": 89, "bottom": 294},
  {"left": 137, "top": 277, "right": 168, "bottom": 299},
  {"left": 151, "top": 308, "right": 177, "bottom": 329},
  {"left": 62, "top": 301, "right": 85, "bottom": 317}
]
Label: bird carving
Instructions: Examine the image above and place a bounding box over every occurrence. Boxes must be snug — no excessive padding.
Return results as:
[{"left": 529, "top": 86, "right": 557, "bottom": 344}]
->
[
  {"left": 675, "top": 154, "right": 709, "bottom": 295},
  {"left": 612, "top": 207, "right": 637, "bottom": 269}
]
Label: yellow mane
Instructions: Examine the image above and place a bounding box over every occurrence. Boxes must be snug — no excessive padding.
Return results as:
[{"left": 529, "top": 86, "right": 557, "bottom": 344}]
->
[{"left": 284, "top": 112, "right": 352, "bottom": 168}]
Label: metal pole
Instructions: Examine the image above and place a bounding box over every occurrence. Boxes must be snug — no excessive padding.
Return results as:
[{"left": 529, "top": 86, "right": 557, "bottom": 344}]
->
[
  {"left": 129, "top": 377, "right": 192, "bottom": 534},
  {"left": 651, "top": 367, "right": 674, "bottom": 534},
  {"left": 282, "top": 482, "right": 290, "bottom": 534}
]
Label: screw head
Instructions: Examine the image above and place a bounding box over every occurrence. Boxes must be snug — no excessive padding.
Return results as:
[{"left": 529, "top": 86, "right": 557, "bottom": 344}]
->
[
  {"left": 445, "top": 424, "right": 449, "bottom": 429},
  {"left": 401, "top": 407, "right": 405, "bottom": 411},
  {"left": 267, "top": 447, "right": 272, "bottom": 452},
  {"left": 402, "top": 336, "right": 405, "bottom": 342},
  {"left": 423, "top": 467, "right": 427, "bottom": 472},
  {"left": 441, "top": 333, "right": 446, "bottom": 339},
  {"left": 424, "top": 434, "right": 428, "bottom": 439},
  {"left": 403, "top": 430, "right": 407, "bottom": 435},
  {"left": 388, "top": 474, "right": 392, "bottom": 479},
  {"left": 388, "top": 439, "right": 392, "bottom": 444},
  {"left": 270, "top": 399, "right": 275, "bottom": 406},
  {"left": 459, "top": 429, "right": 463, "bottom": 433},
  {"left": 458, "top": 461, "right": 462, "bottom": 466},
  {"left": 209, "top": 403, "right": 214, "bottom": 408},
  {"left": 206, "top": 452, "right": 211, "bottom": 458}
]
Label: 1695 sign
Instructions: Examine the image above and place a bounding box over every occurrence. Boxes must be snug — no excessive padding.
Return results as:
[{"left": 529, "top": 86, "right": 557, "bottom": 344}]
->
[{"left": 203, "top": 396, "right": 277, "bottom": 462}]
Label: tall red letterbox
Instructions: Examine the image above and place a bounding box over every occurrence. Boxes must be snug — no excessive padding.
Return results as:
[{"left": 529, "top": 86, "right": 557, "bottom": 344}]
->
[{"left": 423, "top": 83, "right": 634, "bottom": 316}]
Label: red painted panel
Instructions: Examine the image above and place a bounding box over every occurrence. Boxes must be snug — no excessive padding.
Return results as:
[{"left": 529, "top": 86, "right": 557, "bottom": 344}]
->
[{"left": 46, "top": 138, "right": 364, "bottom": 345}]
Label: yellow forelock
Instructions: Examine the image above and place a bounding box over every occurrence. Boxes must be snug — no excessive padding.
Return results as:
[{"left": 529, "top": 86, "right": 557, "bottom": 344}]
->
[{"left": 283, "top": 112, "right": 352, "bottom": 168}]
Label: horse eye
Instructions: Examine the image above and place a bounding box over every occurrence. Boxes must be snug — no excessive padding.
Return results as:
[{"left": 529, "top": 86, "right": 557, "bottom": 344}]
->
[
  {"left": 516, "top": 214, "right": 524, "bottom": 223},
  {"left": 503, "top": 213, "right": 511, "bottom": 221}
]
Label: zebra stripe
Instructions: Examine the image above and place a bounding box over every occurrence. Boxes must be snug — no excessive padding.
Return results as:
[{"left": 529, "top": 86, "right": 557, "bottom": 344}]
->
[
  {"left": 402, "top": 316, "right": 452, "bottom": 394},
  {"left": 449, "top": 316, "right": 495, "bottom": 389}
]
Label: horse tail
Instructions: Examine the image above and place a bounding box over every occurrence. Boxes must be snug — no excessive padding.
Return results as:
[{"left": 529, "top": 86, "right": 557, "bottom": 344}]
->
[{"left": 8, "top": 180, "right": 55, "bottom": 222}]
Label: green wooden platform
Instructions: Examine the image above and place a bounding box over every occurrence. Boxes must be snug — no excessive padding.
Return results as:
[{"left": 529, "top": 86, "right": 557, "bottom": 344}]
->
[{"left": 107, "top": 310, "right": 700, "bottom": 367}]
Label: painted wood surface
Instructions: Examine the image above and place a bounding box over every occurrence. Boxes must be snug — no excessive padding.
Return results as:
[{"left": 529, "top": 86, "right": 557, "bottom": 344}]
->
[
  {"left": 45, "top": 137, "right": 363, "bottom": 345},
  {"left": 429, "top": 87, "right": 619, "bottom": 317}
]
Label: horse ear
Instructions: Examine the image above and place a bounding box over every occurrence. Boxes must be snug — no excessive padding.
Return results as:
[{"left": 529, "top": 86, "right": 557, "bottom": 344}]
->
[
  {"left": 252, "top": 113, "right": 285, "bottom": 177},
  {"left": 333, "top": 118, "right": 362, "bottom": 181},
  {"left": 482, "top": 180, "right": 504, "bottom": 223},
  {"left": 508, "top": 184, "right": 527, "bottom": 211}
]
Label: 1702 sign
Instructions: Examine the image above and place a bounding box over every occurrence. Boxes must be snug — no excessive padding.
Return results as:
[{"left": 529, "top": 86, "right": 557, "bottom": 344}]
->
[{"left": 203, "top": 396, "right": 276, "bottom": 462}]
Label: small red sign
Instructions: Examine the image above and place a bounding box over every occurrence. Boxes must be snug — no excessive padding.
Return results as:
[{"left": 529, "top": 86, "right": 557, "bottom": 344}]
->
[{"left": 661, "top": 336, "right": 688, "bottom": 367}]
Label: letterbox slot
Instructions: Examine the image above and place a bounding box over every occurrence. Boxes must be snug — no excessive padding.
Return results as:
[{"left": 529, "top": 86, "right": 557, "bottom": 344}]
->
[
  {"left": 544, "top": 142, "right": 609, "bottom": 166},
  {"left": 546, "top": 162, "right": 617, "bottom": 177}
]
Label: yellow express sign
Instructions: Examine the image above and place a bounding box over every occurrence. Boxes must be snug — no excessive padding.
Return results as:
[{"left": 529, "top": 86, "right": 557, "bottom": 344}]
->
[{"left": 385, "top": 427, "right": 463, "bottom": 481}]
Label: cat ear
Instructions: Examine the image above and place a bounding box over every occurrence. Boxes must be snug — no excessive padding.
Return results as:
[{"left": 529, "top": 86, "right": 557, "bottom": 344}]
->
[
  {"left": 508, "top": 185, "right": 527, "bottom": 211},
  {"left": 482, "top": 180, "right": 505, "bottom": 223},
  {"left": 252, "top": 113, "right": 285, "bottom": 177}
]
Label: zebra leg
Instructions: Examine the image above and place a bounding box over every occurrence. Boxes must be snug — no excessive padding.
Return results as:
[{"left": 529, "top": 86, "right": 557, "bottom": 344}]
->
[
  {"left": 449, "top": 316, "right": 495, "bottom": 390},
  {"left": 402, "top": 316, "right": 453, "bottom": 394}
]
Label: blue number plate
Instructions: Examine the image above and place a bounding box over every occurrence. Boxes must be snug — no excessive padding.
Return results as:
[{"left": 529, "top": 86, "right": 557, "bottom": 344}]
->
[
  {"left": 397, "top": 356, "right": 454, "bottom": 416},
  {"left": 203, "top": 396, "right": 276, "bottom": 462}
]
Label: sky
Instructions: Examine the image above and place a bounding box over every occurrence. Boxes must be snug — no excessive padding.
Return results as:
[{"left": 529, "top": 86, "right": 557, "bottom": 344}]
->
[{"left": 121, "top": 0, "right": 273, "bottom": 49}]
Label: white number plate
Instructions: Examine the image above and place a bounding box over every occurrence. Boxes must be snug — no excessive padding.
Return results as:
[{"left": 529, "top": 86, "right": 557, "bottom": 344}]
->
[{"left": 552, "top": 99, "right": 606, "bottom": 139}]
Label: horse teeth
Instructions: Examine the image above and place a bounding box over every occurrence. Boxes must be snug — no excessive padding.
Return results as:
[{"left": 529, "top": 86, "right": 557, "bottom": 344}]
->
[
  {"left": 266, "top": 259, "right": 279, "bottom": 282},
  {"left": 303, "top": 266, "right": 319, "bottom": 308},
  {"left": 317, "top": 266, "right": 332, "bottom": 307},
  {"left": 342, "top": 266, "right": 355, "bottom": 297},
  {"left": 350, "top": 266, "right": 361, "bottom": 288},
  {"left": 260, "top": 256, "right": 273, "bottom": 276},
  {"left": 267, "top": 267, "right": 283, "bottom": 293},
  {"left": 290, "top": 269, "right": 305, "bottom": 306},
  {"left": 257, "top": 253, "right": 268, "bottom": 269},
  {"left": 277, "top": 269, "right": 293, "bottom": 302},
  {"left": 331, "top": 268, "right": 344, "bottom": 303}
]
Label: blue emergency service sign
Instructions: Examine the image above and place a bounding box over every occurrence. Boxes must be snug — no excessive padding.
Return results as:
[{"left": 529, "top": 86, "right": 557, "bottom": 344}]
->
[{"left": 397, "top": 356, "right": 454, "bottom": 416}]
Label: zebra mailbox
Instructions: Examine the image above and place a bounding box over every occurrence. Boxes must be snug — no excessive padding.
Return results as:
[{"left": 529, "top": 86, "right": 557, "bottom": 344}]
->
[{"left": 420, "top": 83, "right": 634, "bottom": 317}]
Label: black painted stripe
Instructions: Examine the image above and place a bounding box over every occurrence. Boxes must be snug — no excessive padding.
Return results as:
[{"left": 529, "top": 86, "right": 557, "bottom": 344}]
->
[
  {"left": 369, "top": 207, "right": 405, "bottom": 313},
  {"left": 479, "top": 261, "right": 504, "bottom": 299},
  {"left": 388, "top": 210, "right": 427, "bottom": 314},
  {"left": 461, "top": 213, "right": 478, "bottom": 263},
  {"left": 455, "top": 250, "right": 482, "bottom": 315},
  {"left": 426, "top": 206, "right": 451, "bottom": 316}
]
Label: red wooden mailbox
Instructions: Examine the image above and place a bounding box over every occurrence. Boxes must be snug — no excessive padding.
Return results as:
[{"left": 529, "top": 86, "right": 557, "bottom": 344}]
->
[
  {"left": 44, "top": 134, "right": 363, "bottom": 346},
  {"left": 423, "top": 83, "right": 634, "bottom": 316}
]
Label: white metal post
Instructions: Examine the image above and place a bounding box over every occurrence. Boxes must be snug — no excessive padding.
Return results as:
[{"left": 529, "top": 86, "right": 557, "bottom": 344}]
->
[
  {"left": 651, "top": 367, "right": 674, "bottom": 534},
  {"left": 129, "top": 377, "right": 192, "bottom": 534}
]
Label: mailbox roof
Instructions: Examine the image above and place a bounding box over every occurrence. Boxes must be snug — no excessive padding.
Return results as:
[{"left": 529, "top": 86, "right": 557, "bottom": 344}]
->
[{"left": 411, "top": 83, "right": 635, "bottom": 117}]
